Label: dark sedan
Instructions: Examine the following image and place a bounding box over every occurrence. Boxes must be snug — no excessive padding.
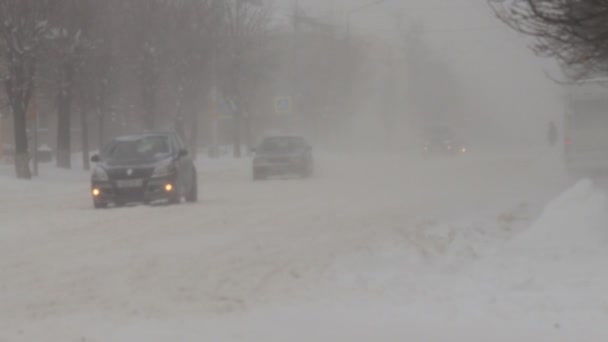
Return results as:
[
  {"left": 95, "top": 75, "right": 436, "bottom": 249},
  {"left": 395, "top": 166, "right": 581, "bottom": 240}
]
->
[
  {"left": 252, "top": 135, "right": 314, "bottom": 180},
  {"left": 90, "top": 132, "right": 198, "bottom": 208},
  {"left": 422, "top": 125, "right": 468, "bottom": 156}
]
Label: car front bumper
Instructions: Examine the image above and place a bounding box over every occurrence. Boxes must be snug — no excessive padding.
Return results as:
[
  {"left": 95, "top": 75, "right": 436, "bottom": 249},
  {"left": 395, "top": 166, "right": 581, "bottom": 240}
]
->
[
  {"left": 253, "top": 160, "right": 307, "bottom": 175},
  {"left": 92, "top": 175, "right": 177, "bottom": 204}
]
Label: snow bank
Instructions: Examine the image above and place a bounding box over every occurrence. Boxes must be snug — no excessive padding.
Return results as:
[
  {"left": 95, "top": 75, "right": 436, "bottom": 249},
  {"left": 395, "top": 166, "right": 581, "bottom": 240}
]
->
[
  {"left": 323, "top": 179, "right": 608, "bottom": 338},
  {"left": 468, "top": 179, "right": 608, "bottom": 324},
  {"left": 484, "top": 178, "right": 608, "bottom": 274},
  {"left": 512, "top": 179, "right": 608, "bottom": 252}
]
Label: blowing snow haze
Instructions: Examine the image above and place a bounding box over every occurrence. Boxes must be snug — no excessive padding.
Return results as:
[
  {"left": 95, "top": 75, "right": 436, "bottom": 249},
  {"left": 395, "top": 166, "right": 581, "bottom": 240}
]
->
[
  {"left": 276, "top": 0, "right": 563, "bottom": 148},
  {"left": 1, "top": 0, "right": 607, "bottom": 340}
]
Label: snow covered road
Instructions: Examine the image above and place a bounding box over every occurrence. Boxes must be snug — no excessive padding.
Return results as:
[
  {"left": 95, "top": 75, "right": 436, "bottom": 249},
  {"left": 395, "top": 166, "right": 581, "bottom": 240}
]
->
[{"left": 3, "top": 152, "right": 603, "bottom": 341}]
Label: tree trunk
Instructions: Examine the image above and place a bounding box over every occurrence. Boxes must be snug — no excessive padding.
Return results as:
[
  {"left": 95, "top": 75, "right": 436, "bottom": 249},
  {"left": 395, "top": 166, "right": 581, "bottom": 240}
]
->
[
  {"left": 96, "top": 59, "right": 109, "bottom": 150},
  {"left": 142, "top": 82, "right": 156, "bottom": 130},
  {"left": 245, "top": 114, "right": 253, "bottom": 153},
  {"left": 12, "top": 100, "right": 31, "bottom": 179},
  {"left": 98, "top": 109, "right": 104, "bottom": 151},
  {"left": 96, "top": 87, "right": 106, "bottom": 150},
  {"left": 80, "top": 93, "right": 90, "bottom": 171},
  {"left": 141, "top": 55, "right": 158, "bottom": 130},
  {"left": 56, "top": 61, "right": 75, "bottom": 169},
  {"left": 4, "top": 60, "right": 33, "bottom": 179},
  {"left": 189, "top": 107, "right": 199, "bottom": 160},
  {"left": 233, "top": 112, "right": 242, "bottom": 158}
]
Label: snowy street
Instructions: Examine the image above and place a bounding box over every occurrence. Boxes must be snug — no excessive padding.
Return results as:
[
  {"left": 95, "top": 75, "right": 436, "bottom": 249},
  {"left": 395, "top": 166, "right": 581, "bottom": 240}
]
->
[
  {"left": 2, "top": 152, "right": 608, "bottom": 340},
  {"left": 3, "top": 0, "right": 608, "bottom": 339}
]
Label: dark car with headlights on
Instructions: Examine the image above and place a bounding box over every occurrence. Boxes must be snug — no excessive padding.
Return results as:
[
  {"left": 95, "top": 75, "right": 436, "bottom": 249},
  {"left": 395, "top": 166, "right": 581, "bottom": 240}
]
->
[
  {"left": 90, "top": 132, "right": 197, "bottom": 208},
  {"left": 422, "top": 125, "right": 468, "bottom": 156},
  {"left": 252, "top": 135, "right": 313, "bottom": 180}
]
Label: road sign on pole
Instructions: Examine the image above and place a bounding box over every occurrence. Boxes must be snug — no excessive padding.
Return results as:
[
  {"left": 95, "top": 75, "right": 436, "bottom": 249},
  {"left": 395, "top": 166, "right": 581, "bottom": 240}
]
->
[{"left": 274, "top": 96, "right": 293, "bottom": 115}]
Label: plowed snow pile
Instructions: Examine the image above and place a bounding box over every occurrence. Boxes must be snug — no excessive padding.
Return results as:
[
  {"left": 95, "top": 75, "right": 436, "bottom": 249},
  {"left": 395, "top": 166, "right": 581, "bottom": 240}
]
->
[{"left": 467, "top": 179, "right": 608, "bottom": 328}]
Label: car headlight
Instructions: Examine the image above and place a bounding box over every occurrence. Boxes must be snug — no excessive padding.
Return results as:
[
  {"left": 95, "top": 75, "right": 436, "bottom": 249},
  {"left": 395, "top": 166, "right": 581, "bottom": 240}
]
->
[
  {"left": 92, "top": 166, "right": 109, "bottom": 181},
  {"left": 152, "top": 159, "right": 174, "bottom": 178}
]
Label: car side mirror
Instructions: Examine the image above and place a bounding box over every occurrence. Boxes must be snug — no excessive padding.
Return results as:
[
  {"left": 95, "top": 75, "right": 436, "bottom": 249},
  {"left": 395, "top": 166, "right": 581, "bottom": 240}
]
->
[
  {"left": 179, "top": 148, "right": 188, "bottom": 158},
  {"left": 91, "top": 154, "right": 100, "bottom": 163}
]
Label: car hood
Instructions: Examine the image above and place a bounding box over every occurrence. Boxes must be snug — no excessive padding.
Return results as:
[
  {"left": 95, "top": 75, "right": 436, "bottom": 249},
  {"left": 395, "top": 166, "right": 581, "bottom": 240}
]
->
[
  {"left": 256, "top": 152, "right": 302, "bottom": 158},
  {"left": 101, "top": 158, "right": 164, "bottom": 169}
]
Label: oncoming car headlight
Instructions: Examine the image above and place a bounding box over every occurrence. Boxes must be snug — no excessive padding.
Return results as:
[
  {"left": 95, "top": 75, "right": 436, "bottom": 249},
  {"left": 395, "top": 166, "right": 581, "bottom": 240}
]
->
[
  {"left": 92, "top": 166, "right": 109, "bottom": 181},
  {"left": 152, "top": 159, "right": 173, "bottom": 178}
]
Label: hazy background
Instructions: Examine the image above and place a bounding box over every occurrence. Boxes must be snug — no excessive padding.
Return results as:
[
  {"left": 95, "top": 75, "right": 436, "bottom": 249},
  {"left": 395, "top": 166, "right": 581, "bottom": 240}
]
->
[{"left": 278, "top": 0, "right": 563, "bottom": 149}]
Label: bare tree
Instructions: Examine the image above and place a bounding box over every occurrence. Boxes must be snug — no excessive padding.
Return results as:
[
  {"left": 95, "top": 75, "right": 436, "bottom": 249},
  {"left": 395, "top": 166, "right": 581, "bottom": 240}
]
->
[
  {"left": 0, "top": 0, "right": 55, "bottom": 178},
  {"left": 50, "top": 0, "right": 96, "bottom": 169},
  {"left": 76, "top": 2, "right": 118, "bottom": 169},
  {"left": 120, "top": 0, "right": 173, "bottom": 131},
  {"left": 489, "top": 0, "right": 608, "bottom": 79},
  {"left": 0, "top": 0, "right": 281, "bottom": 176},
  {"left": 164, "top": 0, "right": 218, "bottom": 155},
  {"left": 222, "top": 0, "right": 272, "bottom": 157}
]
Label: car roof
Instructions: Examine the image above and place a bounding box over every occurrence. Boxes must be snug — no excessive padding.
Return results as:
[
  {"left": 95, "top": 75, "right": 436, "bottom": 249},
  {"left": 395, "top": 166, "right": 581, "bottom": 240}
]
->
[
  {"left": 113, "top": 132, "right": 174, "bottom": 142},
  {"left": 261, "top": 135, "right": 307, "bottom": 140}
]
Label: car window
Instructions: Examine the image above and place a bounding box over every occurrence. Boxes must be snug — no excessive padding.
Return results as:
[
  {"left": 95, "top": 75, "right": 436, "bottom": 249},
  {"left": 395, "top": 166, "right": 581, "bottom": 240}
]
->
[
  {"left": 104, "top": 136, "right": 171, "bottom": 161},
  {"left": 172, "top": 133, "right": 183, "bottom": 150},
  {"left": 259, "top": 137, "right": 306, "bottom": 153},
  {"left": 169, "top": 135, "right": 180, "bottom": 152}
]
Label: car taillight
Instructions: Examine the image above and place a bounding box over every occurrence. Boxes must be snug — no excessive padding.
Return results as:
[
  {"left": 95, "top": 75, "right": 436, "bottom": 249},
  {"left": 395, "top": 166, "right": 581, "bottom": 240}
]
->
[{"left": 565, "top": 138, "right": 572, "bottom": 145}]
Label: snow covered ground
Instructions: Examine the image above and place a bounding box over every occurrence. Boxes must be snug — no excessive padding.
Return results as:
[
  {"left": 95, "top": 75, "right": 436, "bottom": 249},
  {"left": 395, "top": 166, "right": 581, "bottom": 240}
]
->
[{"left": 2, "top": 150, "right": 607, "bottom": 340}]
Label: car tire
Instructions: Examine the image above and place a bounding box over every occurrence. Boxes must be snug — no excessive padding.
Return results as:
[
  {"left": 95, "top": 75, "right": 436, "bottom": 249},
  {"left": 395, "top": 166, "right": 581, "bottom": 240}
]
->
[
  {"left": 94, "top": 201, "right": 107, "bottom": 209},
  {"left": 169, "top": 193, "right": 181, "bottom": 205},
  {"left": 302, "top": 163, "right": 313, "bottom": 178},
  {"left": 253, "top": 169, "right": 266, "bottom": 181},
  {"left": 186, "top": 174, "right": 198, "bottom": 203}
]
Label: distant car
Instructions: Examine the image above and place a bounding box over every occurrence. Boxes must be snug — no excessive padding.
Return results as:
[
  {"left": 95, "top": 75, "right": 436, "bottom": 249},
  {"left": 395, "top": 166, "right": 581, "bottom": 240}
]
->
[
  {"left": 90, "top": 132, "right": 197, "bottom": 208},
  {"left": 252, "top": 135, "right": 313, "bottom": 180},
  {"left": 422, "top": 125, "right": 468, "bottom": 156}
]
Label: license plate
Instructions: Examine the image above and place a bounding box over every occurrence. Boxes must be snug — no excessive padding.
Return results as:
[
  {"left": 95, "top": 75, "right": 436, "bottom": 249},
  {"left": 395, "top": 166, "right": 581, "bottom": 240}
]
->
[{"left": 116, "top": 179, "right": 143, "bottom": 188}]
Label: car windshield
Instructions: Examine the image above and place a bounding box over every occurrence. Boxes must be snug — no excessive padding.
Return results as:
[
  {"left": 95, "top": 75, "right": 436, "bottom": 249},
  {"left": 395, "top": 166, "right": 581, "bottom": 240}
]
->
[
  {"left": 425, "top": 126, "right": 454, "bottom": 141},
  {"left": 103, "top": 136, "right": 171, "bottom": 162},
  {"left": 258, "top": 137, "right": 305, "bottom": 154}
]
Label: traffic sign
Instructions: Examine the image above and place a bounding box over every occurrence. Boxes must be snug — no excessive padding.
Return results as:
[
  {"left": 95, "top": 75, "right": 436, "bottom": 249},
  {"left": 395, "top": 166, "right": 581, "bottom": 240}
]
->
[{"left": 274, "top": 96, "right": 292, "bottom": 115}]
